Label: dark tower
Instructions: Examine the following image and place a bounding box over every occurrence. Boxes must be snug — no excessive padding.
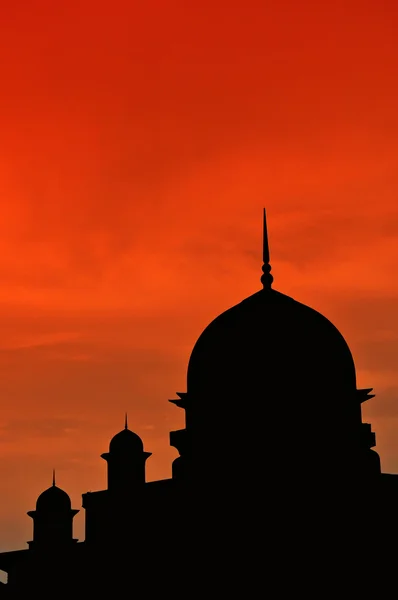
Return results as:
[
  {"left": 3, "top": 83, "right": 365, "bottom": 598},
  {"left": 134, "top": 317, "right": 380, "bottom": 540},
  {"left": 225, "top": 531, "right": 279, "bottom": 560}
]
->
[
  {"left": 82, "top": 417, "right": 152, "bottom": 549},
  {"left": 101, "top": 415, "right": 152, "bottom": 493},
  {"left": 166, "top": 209, "right": 383, "bottom": 593},
  {"left": 27, "top": 472, "right": 79, "bottom": 550},
  {"left": 169, "top": 210, "right": 381, "bottom": 512}
]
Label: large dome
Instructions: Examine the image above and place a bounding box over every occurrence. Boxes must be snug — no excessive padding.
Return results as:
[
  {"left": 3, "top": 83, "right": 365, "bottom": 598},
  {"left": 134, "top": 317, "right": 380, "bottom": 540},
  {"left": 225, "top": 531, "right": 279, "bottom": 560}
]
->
[
  {"left": 188, "top": 287, "right": 357, "bottom": 398},
  {"left": 185, "top": 286, "right": 360, "bottom": 478}
]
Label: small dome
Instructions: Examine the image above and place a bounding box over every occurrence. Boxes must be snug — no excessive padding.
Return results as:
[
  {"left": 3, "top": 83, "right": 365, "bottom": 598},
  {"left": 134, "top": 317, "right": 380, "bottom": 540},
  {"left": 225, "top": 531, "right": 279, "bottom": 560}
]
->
[
  {"left": 36, "top": 485, "right": 71, "bottom": 513},
  {"left": 109, "top": 428, "right": 144, "bottom": 454}
]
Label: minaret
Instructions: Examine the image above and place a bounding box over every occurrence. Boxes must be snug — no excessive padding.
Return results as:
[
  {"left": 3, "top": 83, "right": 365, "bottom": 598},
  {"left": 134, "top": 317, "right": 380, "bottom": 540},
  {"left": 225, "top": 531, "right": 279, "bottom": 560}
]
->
[
  {"left": 27, "top": 472, "right": 79, "bottom": 550},
  {"left": 101, "top": 416, "right": 152, "bottom": 492}
]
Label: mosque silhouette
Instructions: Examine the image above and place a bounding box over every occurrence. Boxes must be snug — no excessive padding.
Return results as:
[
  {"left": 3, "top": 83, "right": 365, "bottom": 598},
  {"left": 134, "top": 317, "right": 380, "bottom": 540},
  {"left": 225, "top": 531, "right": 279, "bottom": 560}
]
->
[{"left": 0, "top": 210, "right": 397, "bottom": 597}]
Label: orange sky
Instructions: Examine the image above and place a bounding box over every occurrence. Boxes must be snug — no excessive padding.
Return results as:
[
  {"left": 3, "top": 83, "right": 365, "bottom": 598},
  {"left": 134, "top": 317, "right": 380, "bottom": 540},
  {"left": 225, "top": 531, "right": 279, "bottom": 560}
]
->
[{"left": 1, "top": 0, "right": 398, "bottom": 551}]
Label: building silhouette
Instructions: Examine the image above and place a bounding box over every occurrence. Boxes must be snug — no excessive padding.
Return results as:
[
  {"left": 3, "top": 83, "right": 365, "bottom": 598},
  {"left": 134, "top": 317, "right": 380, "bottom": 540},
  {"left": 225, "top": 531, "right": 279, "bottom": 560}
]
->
[{"left": 0, "top": 210, "right": 397, "bottom": 596}]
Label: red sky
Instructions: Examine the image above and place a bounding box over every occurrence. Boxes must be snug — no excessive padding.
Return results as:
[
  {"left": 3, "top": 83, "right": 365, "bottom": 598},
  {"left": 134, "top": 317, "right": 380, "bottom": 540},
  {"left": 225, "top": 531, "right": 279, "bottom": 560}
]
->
[{"left": 0, "top": 0, "right": 398, "bottom": 551}]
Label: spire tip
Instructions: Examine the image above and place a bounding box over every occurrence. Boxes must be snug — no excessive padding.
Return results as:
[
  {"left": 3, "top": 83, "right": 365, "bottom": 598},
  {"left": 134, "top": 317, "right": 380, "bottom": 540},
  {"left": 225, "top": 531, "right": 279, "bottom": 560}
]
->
[{"left": 261, "top": 208, "right": 273, "bottom": 288}]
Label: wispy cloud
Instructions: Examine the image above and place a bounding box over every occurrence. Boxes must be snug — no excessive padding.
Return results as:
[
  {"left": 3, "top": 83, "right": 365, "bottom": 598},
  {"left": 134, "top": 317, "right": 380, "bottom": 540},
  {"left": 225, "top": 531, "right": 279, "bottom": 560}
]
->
[{"left": 0, "top": 331, "right": 82, "bottom": 351}]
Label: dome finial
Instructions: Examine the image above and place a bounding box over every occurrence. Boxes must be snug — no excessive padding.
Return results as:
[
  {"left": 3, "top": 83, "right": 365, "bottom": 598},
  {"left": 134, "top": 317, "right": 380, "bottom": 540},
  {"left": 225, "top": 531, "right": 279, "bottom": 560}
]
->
[
  {"left": 52, "top": 469, "right": 56, "bottom": 487},
  {"left": 261, "top": 208, "right": 274, "bottom": 288},
  {"left": 124, "top": 412, "right": 128, "bottom": 430}
]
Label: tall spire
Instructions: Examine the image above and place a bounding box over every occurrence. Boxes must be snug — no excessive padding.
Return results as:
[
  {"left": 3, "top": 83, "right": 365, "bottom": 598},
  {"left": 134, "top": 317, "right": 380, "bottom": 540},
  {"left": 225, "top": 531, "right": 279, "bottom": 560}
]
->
[
  {"left": 52, "top": 469, "right": 56, "bottom": 487},
  {"left": 124, "top": 412, "right": 128, "bottom": 430},
  {"left": 261, "top": 208, "right": 274, "bottom": 288}
]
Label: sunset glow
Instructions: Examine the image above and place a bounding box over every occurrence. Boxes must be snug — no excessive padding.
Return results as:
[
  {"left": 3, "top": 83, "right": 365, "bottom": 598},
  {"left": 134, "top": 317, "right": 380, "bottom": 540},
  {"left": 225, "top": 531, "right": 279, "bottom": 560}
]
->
[{"left": 1, "top": 0, "right": 398, "bottom": 549}]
